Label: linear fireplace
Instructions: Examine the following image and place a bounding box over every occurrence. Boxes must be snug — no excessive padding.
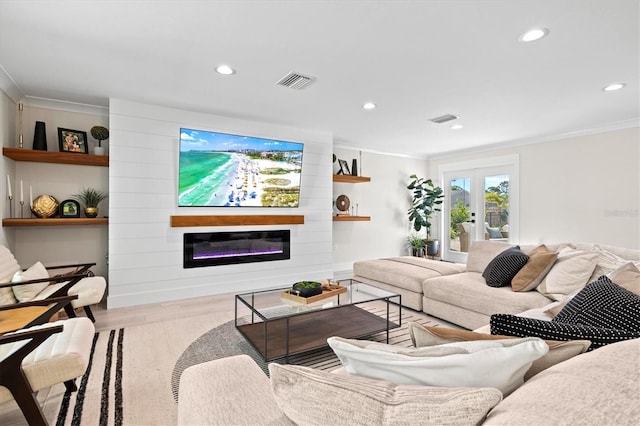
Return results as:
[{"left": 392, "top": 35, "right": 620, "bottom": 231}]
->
[{"left": 183, "top": 230, "right": 290, "bottom": 268}]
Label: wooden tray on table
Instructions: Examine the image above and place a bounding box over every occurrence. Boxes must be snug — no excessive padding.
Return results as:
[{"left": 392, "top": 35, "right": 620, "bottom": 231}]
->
[{"left": 280, "top": 283, "right": 347, "bottom": 305}]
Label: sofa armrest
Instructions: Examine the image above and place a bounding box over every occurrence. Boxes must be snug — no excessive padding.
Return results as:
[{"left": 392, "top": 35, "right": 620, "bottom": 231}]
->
[{"left": 177, "top": 355, "right": 293, "bottom": 426}]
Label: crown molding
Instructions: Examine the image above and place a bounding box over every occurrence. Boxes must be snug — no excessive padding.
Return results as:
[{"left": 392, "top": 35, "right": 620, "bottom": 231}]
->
[
  {"left": 0, "top": 64, "right": 24, "bottom": 103},
  {"left": 23, "top": 96, "right": 108, "bottom": 116}
]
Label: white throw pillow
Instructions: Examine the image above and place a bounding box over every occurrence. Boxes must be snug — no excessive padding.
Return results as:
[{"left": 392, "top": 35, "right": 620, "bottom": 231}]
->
[
  {"left": 269, "top": 363, "right": 503, "bottom": 426},
  {"left": 11, "top": 261, "right": 50, "bottom": 302},
  {"left": 327, "top": 336, "right": 548, "bottom": 395},
  {"left": 536, "top": 249, "right": 598, "bottom": 301},
  {"left": 466, "top": 240, "right": 515, "bottom": 272}
]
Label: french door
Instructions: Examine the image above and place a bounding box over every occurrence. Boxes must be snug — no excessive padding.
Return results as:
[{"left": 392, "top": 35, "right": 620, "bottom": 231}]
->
[{"left": 440, "top": 156, "right": 518, "bottom": 263}]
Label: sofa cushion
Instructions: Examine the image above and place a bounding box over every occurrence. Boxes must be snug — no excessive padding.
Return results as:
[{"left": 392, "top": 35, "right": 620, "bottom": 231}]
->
[
  {"left": 327, "top": 335, "right": 548, "bottom": 395},
  {"left": 553, "top": 276, "right": 640, "bottom": 332},
  {"left": 269, "top": 363, "right": 503, "bottom": 426},
  {"left": 490, "top": 314, "right": 640, "bottom": 350},
  {"left": 536, "top": 248, "right": 598, "bottom": 301},
  {"left": 466, "top": 240, "right": 515, "bottom": 273},
  {"left": 609, "top": 262, "right": 640, "bottom": 295},
  {"left": 423, "top": 272, "right": 552, "bottom": 318},
  {"left": 407, "top": 323, "right": 590, "bottom": 380},
  {"left": 483, "top": 338, "right": 640, "bottom": 425},
  {"left": 511, "top": 245, "right": 558, "bottom": 292},
  {"left": 482, "top": 247, "right": 529, "bottom": 287},
  {"left": 11, "top": 261, "right": 50, "bottom": 302}
]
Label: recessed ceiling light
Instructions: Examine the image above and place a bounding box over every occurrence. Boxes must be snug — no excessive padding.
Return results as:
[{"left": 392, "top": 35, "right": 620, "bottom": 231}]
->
[
  {"left": 215, "top": 65, "right": 235, "bottom": 75},
  {"left": 450, "top": 124, "right": 464, "bottom": 130},
  {"left": 362, "top": 102, "right": 376, "bottom": 110},
  {"left": 603, "top": 83, "right": 626, "bottom": 92},
  {"left": 519, "top": 28, "right": 549, "bottom": 42}
]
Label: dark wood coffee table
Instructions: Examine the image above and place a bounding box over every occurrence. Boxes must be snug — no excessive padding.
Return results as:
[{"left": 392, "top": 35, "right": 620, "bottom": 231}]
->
[{"left": 235, "top": 279, "right": 401, "bottom": 361}]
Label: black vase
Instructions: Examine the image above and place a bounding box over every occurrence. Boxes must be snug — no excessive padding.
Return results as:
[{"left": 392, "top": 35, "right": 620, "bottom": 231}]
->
[
  {"left": 351, "top": 159, "right": 358, "bottom": 176},
  {"left": 33, "top": 121, "right": 47, "bottom": 151}
]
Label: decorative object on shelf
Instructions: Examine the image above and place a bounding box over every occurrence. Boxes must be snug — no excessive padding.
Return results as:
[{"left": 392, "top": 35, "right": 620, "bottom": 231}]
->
[
  {"left": 291, "top": 281, "right": 323, "bottom": 298},
  {"left": 351, "top": 158, "right": 358, "bottom": 176},
  {"left": 333, "top": 153, "right": 337, "bottom": 163},
  {"left": 17, "top": 103, "right": 24, "bottom": 148},
  {"left": 90, "top": 125, "right": 109, "bottom": 155},
  {"left": 73, "top": 187, "right": 107, "bottom": 218},
  {"left": 59, "top": 199, "right": 81, "bottom": 218},
  {"left": 6, "top": 174, "right": 13, "bottom": 218},
  {"left": 337, "top": 159, "right": 350, "bottom": 175},
  {"left": 336, "top": 194, "right": 351, "bottom": 216},
  {"left": 31, "top": 194, "right": 59, "bottom": 218},
  {"left": 57, "top": 128, "right": 88, "bottom": 154},
  {"left": 33, "top": 121, "right": 47, "bottom": 151},
  {"left": 407, "top": 174, "right": 445, "bottom": 257}
]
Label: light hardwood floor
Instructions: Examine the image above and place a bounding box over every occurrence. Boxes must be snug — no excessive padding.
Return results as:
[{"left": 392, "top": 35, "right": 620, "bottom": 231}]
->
[{"left": 90, "top": 291, "right": 238, "bottom": 331}]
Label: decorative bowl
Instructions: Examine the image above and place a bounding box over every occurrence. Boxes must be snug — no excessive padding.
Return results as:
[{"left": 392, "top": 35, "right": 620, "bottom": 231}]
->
[{"left": 291, "top": 281, "right": 323, "bottom": 298}]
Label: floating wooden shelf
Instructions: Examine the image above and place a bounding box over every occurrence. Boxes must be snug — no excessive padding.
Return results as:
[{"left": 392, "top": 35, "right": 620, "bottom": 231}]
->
[
  {"left": 332, "top": 174, "right": 371, "bottom": 183},
  {"left": 3, "top": 147, "right": 109, "bottom": 167},
  {"left": 170, "top": 215, "right": 305, "bottom": 227},
  {"left": 333, "top": 215, "right": 371, "bottom": 222},
  {"left": 2, "top": 218, "right": 109, "bottom": 227}
]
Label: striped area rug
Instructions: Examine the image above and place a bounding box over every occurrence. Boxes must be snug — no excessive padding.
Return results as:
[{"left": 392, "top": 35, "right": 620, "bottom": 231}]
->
[{"left": 55, "top": 329, "right": 125, "bottom": 426}]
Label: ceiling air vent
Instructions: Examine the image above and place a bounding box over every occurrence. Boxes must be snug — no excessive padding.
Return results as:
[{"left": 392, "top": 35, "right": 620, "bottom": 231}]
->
[
  {"left": 430, "top": 114, "right": 459, "bottom": 124},
  {"left": 276, "top": 71, "right": 315, "bottom": 90}
]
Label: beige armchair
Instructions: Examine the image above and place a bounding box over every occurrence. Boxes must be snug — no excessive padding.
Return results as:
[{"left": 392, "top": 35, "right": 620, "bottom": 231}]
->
[{"left": 0, "top": 244, "right": 106, "bottom": 322}]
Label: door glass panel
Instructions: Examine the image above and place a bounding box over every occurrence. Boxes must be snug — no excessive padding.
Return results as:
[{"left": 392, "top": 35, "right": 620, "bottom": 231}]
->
[
  {"left": 484, "top": 175, "right": 509, "bottom": 241},
  {"left": 449, "top": 177, "right": 471, "bottom": 253}
]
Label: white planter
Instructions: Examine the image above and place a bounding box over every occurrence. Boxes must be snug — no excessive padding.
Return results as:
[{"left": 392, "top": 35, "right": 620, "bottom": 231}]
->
[{"left": 93, "top": 146, "right": 106, "bottom": 155}]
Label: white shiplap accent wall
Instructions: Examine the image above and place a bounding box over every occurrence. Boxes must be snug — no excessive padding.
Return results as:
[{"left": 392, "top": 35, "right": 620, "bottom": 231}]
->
[{"left": 107, "top": 99, "right": 333, "bottom": 308}]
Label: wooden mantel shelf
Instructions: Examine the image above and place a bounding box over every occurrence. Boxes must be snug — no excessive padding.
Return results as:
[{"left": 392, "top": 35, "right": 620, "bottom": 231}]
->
[
  {"left": 170, "top": 215, "right": 305, "bottom": 227},
  {"left": 2, "top": 218, "right": 108, "bottom": 227},
  {"left": 3, "top": 147, "right": 109, "bottom": 167}
]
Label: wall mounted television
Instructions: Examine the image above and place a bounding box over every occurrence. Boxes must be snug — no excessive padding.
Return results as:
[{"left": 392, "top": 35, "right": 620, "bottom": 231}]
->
[{"left": 178, "top": 128, "right": 304, "bottom": 207}]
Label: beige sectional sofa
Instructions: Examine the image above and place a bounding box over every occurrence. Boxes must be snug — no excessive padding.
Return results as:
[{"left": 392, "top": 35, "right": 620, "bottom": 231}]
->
[{"left": 354, "top": 241, "right": 640, "bottom": 330}]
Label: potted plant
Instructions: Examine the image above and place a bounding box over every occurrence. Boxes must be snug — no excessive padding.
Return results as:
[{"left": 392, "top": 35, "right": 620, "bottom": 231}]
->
[
  {"left": 407, "top": 234, "right": 426, "bottom": 257},
  {"left": 73, "top": 187, "right": 108, "bottom": 218},
  {"left": 407, "top": 174, "right": 445, "bottom": 256},
  {"left": 90, "top": 125, "right": 109, "bottom": 155},
  {"left": 292, "top": 281, "right": 323, "bottom": 297}
]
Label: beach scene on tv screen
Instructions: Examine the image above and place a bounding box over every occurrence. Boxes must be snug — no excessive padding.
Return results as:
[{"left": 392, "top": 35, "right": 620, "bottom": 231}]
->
[{"left": 178, "top": 128, "right": 303, "bottom": 207}]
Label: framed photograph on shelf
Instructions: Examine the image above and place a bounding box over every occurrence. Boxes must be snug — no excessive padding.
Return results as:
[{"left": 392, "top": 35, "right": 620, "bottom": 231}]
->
[
  {"left": 58, "top": 128, "right": 89, "bottom": 154},
  {"left": 338, "top": 159, "right": 351, "bottom": 175},
  {"left": 59, "top": 199, "right": 80, "bottom": 218}
]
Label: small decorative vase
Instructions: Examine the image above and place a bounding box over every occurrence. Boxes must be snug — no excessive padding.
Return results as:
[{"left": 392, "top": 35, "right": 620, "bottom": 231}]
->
[
  {"left": 84, "top": 207, "right": 98, "bottom": 218},
  {"left": 33, "top": 121, "right": 47, "bottom": 151},
  {"left": 93, "top": 146, "right": 106, "bottom": 155}
]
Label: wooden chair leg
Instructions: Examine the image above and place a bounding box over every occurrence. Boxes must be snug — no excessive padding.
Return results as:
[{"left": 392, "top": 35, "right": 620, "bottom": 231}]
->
[
  {"left": 83, "top": 305, "right": 96, "bottom": 323},
  {"left": 64, "top": 379, "right": 78, "bottom": 392},
  {"left": 64, "top": 304, "right": 77, "bottom": 319},
  {"left": 3, "top": 372, "right": 48, "bottom": 426}
]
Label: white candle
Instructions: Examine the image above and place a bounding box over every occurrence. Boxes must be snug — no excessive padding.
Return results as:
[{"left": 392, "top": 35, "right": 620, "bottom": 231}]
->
[
  {"left": 30, "top": 186, "right": 33, "bottom": 207},
  {"left": 20, "top": 180, "right": 23, "bottom": 203},
  {"left": 6, "top": 175, "right": 11, "bottom": 198}
]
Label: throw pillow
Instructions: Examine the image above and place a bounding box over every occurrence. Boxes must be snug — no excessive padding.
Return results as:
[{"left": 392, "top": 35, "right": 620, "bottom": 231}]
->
[
  {"left": 11, "top": 261, "right": 50, "bottom": 302},
  {"left": 552, "top": 276, "right": 640, "bottom": 332},
  {"left": 536, "top": 249, "right": 598, "bottom": 301},
  {"left": 466, "top": 240, "right": 515, "bottom": 273},
  {"left": 482, "top": 246, "right": 529, "bottom": 287},
  {"left": 490, "top": 313, "right": 640, "bottom": 350},
  {"left": 609, "top": 262, "right": 640, "bottom": 295},
  {"left": 407, "top": 322, "right": 591, "bottom": 380},
  {"left": 511, "top": 245, "right": 558, "bottom": 292},
  {"left": 486, "top": 227, "right": 503, "bottom": 239},
  {"left": 588, "top": 244, "right": 636, "bottom": 283},
  {"left": 327, "top": 335, "right": 548, "bottom": 395},
  {"left": 269, "top": 363, "right": 503, "bottom": 426}
]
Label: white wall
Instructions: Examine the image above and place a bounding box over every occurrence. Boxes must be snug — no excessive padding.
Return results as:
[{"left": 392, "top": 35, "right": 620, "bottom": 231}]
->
[
  {"left": 107, "top": 99, "right": 333, "bottom": 308},
  {"left": 331, "top": 148, "right": 429, "bottom": 273},
  {"left": 428, "top": 127, "right": 640, "bottom": 249}
]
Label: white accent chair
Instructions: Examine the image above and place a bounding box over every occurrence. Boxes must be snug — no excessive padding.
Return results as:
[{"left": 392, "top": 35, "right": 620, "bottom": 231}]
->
[
  {"left": 0, "top": 244, "right": 106, "bottom": 323},
  {"left": 0, "top": 317, "right": 95, "bottom": 425}
]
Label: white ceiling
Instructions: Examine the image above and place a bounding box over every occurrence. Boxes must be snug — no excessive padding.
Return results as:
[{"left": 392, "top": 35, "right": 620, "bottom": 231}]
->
[{"left": 1, "top": 0, "right": 638, "bottom": 157}]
